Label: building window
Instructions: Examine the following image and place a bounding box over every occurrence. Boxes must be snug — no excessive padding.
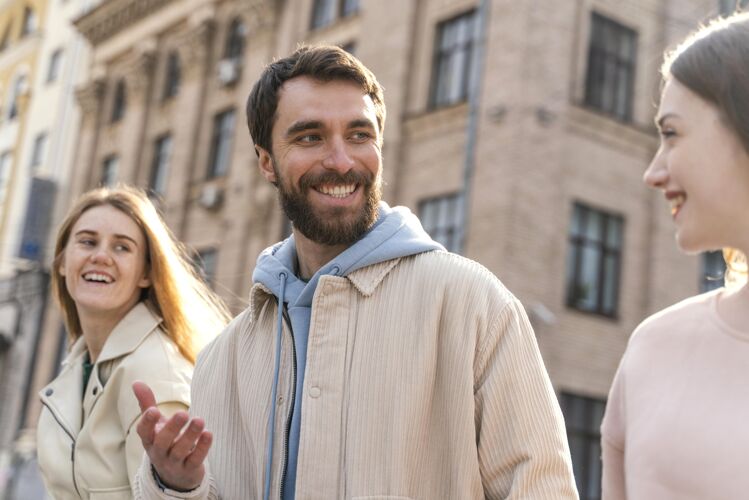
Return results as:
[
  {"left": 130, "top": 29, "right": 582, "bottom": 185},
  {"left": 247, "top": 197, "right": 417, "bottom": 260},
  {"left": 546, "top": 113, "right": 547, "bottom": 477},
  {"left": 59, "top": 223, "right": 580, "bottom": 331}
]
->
[
  {"left": 47, "top": 48, "right": 63, "bottom": 83},
  {"left": 111, "top": 79, "right": 126, "bottom": 123},
  {"left": 0, "top": 152, "right": 12, "bottom": 207},
  {"left": 101, "top": 155, "right": 119, "bottom": 187},
  {"left": 341, "top": 0, "right": 359, "bottom": 17},
  {"left": 0, "top": 25, "right": 10, "bottom": 52},
  {"left": 429, "top": 10, "right": 478, "bottom": 109},
  {"left": 194, "top": 248, "right": 218, "bottom": 287},
  {"left": 30, "top": 132, "right": 47, "bottom": 171},
  {"left": 310, "top": 0, "right": 358, "bottom": 29},
  {"left": 21, "top": 6, "right": 37, "bottom": 37},
  {"left": 311, "top": 0, "right": 336, "bottom": 29},
  {"left": 149, "top": 134, "right": 172, "bottom": 196},
  {"left": 700, "top": 250, "right": 726, "bottom": 292},
  {"left": 163, "top": 51, "right": 180, "bottom": 100},
  {"left": 207, "top": 109, "right": 236, "bottom": 178},
  {"left": 7, "top": 75, "right": 26, "bottom": 120},
  {"left": 720, "top": 0, "right": 749, "bottom": 14},
  {"left": 566, "top": 203, "right": 623, "bottom": 317},
  {"left": 224, "top": 18, "right": 246, "bottom": 61},
  {"left": 584, "top": 13, "right": 637, "bottom": 121},
  {"left": 419, "top": 192, "right": 463, "bottom": 253},
  {"left": 561, "top": 393, "right": 605, "bottom": 500}
]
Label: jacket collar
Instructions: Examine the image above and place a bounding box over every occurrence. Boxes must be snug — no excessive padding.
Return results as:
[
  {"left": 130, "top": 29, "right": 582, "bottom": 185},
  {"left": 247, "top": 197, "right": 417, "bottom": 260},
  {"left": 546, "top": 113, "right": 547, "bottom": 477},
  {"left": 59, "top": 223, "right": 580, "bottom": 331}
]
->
[
  {"left": 62, "top": 302, "right": 162, "bottom": 366},
  {"left": 249, "top": 258, "right": 401, "bottom": 319}
]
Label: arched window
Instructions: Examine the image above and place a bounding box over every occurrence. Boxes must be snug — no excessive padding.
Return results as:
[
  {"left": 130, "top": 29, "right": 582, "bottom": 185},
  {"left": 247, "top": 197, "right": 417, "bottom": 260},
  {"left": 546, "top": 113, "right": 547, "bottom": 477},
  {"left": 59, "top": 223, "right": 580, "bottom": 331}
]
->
[
  {"left": 163, "top": 51, "right": 180, "bottom": 99},
  {"left": 224, "top": 18, "right": 246, "bottom": 61},
  {"left": 111, "top": 79, "right": 126, "bottom": 123}
]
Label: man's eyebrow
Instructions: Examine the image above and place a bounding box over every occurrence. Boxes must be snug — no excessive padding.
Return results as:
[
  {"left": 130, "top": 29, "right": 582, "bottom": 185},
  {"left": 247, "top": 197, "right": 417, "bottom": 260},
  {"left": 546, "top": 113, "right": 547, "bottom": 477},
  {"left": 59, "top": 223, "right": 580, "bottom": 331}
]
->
[
  {"left": 348, "top": 119, "right": 376, "bottom": 129},
  {"left": 285, "top": 120, "right": 323, "bottom": 137}
]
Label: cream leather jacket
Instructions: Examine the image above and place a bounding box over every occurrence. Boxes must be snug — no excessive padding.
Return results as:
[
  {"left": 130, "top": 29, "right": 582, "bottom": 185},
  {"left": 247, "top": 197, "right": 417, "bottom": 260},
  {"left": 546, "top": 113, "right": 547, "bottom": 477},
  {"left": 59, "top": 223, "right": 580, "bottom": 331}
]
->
[
  {"left": 137, "top": 252, "right": 578, "bottom": 499},
  {"left": 38, "top": 303, "right": 192, "bottom": 499}
]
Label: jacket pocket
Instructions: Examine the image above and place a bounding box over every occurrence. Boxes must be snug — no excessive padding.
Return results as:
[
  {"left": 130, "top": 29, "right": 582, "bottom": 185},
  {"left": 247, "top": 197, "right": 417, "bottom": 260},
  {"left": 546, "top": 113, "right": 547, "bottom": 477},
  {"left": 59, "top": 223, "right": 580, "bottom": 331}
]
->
[{"left": 88, "top": 485, "right": 132, "bottom": 499}]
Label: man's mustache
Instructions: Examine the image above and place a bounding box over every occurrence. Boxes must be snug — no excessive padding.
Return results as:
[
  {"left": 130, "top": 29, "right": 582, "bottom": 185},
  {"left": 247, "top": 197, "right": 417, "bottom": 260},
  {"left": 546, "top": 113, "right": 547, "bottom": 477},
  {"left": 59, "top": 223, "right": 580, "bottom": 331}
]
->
[{"left": 298, "top": 170, "right": 374, "bottom": 191}]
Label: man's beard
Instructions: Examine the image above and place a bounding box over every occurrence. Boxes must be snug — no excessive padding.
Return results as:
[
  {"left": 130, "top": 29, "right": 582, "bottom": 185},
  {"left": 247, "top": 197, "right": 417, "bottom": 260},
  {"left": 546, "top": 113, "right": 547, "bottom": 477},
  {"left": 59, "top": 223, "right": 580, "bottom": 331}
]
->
[{"left": 273, "top": 159, "right": 382, "bottom": 246}]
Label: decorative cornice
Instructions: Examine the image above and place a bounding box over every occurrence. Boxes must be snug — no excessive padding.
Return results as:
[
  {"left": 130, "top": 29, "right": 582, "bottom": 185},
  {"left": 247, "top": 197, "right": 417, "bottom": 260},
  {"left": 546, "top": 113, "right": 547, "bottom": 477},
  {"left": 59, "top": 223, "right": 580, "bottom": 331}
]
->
[
  {"left": 75, "top": 79, "right": 106, "bottom": 116},
  {"left": 238, "top": 0, "right": 276, "bottom": 31},
  {"left": 74, "top": 0, "right": 175, "bottom": 46}
]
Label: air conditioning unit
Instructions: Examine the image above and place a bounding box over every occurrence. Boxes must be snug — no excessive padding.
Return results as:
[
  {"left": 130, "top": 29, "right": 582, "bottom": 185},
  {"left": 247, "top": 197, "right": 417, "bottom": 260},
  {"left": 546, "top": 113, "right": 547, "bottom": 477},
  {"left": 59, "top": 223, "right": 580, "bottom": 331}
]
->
[
  {"left": 217, "top": 58, "right": 241, "bottom": 86},
  {"left": 199, "top": 184, "right": 224, "bottom": 210}
]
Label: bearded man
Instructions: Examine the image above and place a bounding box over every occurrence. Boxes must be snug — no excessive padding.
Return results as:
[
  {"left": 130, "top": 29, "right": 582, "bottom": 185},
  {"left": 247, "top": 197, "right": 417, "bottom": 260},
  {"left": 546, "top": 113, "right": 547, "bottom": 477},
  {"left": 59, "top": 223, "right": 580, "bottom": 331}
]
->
[{"left": 133, "top": 45, "right": 578, "bottom": 500}]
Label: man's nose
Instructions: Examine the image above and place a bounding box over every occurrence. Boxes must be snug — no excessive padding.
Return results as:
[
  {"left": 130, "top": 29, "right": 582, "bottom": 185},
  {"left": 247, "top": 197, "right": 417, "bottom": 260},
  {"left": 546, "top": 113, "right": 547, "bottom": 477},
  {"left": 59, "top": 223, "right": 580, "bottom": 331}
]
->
[
  {"left": 321, "top": 138, "right": 355, "bottom": 172},
  {"left": 643, "top": 148, "right": 668, "bottom": 188}
]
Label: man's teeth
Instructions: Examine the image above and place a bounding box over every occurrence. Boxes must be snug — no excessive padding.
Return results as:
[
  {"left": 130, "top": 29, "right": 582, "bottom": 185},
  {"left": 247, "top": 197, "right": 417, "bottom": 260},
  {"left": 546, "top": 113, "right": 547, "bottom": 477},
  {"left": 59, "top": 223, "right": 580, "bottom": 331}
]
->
[
  {"left": 83, "top": 272, "right": 113, "bottom": 283},
  {"left": 670, "top": 194, "right": 686, "bottom": 215},
  {"left": 317, "top": 184, "right": 356, "bottom": 198}
]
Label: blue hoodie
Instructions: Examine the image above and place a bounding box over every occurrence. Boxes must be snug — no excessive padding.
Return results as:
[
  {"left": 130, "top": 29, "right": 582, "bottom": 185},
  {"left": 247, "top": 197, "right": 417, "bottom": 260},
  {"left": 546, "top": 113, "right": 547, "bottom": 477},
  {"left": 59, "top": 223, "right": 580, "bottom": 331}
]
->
[{"left": 252, "top": 201, "right": 445, "bottom": 500}]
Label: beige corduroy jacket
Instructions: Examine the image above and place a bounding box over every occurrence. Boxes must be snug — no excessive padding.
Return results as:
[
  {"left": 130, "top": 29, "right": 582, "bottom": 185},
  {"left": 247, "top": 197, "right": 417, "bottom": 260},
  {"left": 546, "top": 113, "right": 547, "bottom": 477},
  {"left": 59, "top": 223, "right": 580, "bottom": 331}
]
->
[
  {"left": 136, "top": 252, "right": 578, "bottom": 500},
  {"left": 38, "top": 303, "right": 192, "bottom": 499}
]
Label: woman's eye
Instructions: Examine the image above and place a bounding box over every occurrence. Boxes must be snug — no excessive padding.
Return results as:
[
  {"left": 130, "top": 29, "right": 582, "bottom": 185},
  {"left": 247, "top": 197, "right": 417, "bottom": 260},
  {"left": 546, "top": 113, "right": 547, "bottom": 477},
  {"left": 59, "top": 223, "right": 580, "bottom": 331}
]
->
[
  {"left": 114, "top": 244, "right": 131, "bottom": 252},
  {"left": 79, "top": 239, "right": 95, "bottom": 246}
]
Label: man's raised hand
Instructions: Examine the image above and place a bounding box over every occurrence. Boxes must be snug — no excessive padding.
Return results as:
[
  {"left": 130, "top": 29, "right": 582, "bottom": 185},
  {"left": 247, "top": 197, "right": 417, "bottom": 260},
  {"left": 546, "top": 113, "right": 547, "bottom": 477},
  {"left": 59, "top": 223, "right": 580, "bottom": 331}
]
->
[{"left": 132, "top": 381, "right": 212, "bottom": 491}]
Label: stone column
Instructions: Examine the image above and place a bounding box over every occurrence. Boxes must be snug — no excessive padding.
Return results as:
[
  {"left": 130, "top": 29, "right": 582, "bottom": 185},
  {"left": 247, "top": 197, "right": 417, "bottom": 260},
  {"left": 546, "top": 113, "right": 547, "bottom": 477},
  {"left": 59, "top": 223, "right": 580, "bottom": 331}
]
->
[
  {"left": 119, "top": 46, "right": 156, "bottom": 186},
  {"left": 72, "top": 78, "right": 105, "bottom": 198},
  {"left": 171, "top": 18, "right": 215, "bottom": 237}
]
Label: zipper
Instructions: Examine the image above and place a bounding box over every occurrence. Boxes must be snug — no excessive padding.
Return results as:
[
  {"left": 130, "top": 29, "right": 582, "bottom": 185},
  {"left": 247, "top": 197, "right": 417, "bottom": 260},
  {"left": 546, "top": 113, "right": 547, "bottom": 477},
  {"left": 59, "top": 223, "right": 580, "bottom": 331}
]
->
[
  {"left": 41, "top": 400, "right": 82, "bottom": 498},
  {"left": 278, "top": 305, "right": 297, "bottom": 500}
]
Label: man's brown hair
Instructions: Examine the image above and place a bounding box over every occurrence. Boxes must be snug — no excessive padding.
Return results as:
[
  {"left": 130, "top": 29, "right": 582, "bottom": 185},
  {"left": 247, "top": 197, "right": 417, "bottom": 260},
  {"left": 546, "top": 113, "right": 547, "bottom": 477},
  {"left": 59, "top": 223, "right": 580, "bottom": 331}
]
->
[{"left": 246, "top": 45, "right": 386, "bottom": 155}]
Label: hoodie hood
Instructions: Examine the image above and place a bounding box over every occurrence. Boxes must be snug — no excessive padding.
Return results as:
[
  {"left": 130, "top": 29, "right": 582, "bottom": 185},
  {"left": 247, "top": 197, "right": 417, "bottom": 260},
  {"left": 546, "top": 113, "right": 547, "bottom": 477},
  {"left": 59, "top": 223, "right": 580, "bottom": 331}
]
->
[{"left": 252, "top": 201, "right": 444, "bottom": 307}]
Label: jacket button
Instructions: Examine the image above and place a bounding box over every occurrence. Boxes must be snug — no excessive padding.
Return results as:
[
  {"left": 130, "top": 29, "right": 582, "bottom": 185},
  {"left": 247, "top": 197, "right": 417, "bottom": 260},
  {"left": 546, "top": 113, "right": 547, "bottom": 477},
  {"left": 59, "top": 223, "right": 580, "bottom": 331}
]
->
[
  {"left": 45, "top": 389, "right": 53, "bottom": 396},
  {"left": 309, "top": 387, "right": 321, "bottom": 398}
]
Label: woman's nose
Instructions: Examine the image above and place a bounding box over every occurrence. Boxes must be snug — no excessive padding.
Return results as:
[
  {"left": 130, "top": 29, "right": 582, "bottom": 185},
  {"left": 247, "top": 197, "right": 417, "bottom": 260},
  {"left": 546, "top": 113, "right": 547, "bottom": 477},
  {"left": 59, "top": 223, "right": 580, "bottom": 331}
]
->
[
  {"left": 90, "top": 247, "right": 113, "bottom": 265},
  {"left": 643, "top": 149, "right": 668, "bottom": 188}
]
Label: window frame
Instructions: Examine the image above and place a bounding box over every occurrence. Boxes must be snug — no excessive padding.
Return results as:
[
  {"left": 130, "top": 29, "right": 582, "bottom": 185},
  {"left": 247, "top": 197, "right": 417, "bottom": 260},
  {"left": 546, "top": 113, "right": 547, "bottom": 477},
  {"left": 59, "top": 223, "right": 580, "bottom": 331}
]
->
[
  {"left": 110, "top": 79, "right": 127, "bottom": 123},
  {"left": 429, "top": 9, "right": 478, "bottom": 109},
  {"left": 29, "top": 131, "right": 47, "bottom": 170},
  {"left": 206, "top": 108, "right": 236, "bottom": 179},
  {"left": 223, "top": 18, "right": 247, "bottom": 61},
  {"left": 46, "top": 48, "right": 63, "bottom": 84},
  {"left": 583, "top": 12, "right": 638, "bottom": 122},
  {"left": 561, "top": 392, "right": 606, "bottom": 500},
  {"left": 149, "top": 134, "right": 172, "bottom": 196},
  {"left": 418, "top": 192, "right": 464, "bottom": 253},
  {"left": 101, "top": 155, "right": 119, "bottom": 187},
  {"left": 162, "top": 51, "right": 180, "bottom": 100},
  {"left": 565, "top": 202, "right": 624, "bottom": 318}
]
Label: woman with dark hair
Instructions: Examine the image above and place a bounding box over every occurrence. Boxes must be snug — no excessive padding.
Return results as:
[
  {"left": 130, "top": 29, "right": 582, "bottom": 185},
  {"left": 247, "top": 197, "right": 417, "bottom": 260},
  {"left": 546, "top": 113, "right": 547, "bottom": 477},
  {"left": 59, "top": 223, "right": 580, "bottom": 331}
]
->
[
  {"left": 601, "top": 12, "right": 749, "bottom": 500},
  {"left": 37, "top": 186, "right": 230, "bottom": 499}
]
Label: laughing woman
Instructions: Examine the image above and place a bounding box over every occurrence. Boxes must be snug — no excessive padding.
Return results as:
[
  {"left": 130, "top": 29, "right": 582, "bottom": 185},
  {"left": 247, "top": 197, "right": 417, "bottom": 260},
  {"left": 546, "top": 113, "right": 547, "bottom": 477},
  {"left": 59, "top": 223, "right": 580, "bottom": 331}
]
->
[
  {"left": 601, "top": 12, "right": 749, "bottom": 500},
  {"left": 37, "top": 186, "right": 230, "bottom": 499}
]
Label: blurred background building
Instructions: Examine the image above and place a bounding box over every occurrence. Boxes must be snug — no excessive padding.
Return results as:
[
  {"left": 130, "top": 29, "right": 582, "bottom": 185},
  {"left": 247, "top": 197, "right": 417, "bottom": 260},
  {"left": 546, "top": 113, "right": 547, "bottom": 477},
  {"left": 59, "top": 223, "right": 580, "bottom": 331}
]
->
[{"left": 0, "top": 0, "right": 744, "bottom": 498}]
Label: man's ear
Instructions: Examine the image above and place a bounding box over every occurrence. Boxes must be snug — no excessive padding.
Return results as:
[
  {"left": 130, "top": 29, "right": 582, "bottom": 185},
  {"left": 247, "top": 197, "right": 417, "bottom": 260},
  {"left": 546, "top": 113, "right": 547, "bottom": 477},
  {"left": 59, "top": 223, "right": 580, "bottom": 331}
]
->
[{"left": 256, "top": 146, "right": 277, "bottom": 184}]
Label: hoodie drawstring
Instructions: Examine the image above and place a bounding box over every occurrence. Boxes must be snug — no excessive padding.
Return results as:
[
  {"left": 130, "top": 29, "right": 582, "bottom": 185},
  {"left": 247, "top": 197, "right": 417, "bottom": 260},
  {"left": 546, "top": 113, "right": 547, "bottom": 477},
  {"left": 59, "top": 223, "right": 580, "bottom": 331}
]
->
[{"left": 264, "top": 272, "right": 287, "bottom": 500}]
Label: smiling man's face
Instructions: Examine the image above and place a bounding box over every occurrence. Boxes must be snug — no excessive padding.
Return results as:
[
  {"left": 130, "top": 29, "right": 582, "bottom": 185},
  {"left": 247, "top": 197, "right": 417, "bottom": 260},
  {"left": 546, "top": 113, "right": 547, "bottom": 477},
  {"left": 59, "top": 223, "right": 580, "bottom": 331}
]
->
[{"left": 257, "top": 76, "right": 383, "bottom": 246}]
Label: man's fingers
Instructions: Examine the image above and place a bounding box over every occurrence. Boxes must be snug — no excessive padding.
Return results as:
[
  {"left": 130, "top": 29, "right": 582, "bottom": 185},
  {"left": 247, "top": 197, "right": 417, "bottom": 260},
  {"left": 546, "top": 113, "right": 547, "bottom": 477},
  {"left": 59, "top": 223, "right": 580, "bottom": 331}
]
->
[
  {"left": 184, "top": 431, "right": 213, "bottom": 470},
  {"left": 168, "top": 418, "right": 205, "bottom": 461},
  {"left": 132, "top": 381, "right": 157, "bottom": 412},
  {"left": 152, "top": 411, "right": 189, "bottom": 456},
  {"left": 136, "top": 407, "right": 161, "bottom": 447}
]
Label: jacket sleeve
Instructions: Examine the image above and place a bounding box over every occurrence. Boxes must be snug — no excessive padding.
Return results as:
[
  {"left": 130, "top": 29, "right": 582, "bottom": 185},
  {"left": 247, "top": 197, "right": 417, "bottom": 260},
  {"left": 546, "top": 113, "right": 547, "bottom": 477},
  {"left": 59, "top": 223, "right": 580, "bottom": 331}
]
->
[
  {"left": 133, "top": 455, "right": 220, "bottom": 500},
  {"left": 601, "top": 359, "right": 627, "bottom": 500},
  {"left": 475, "top": 297, "right": 579, "bottom": 499}
]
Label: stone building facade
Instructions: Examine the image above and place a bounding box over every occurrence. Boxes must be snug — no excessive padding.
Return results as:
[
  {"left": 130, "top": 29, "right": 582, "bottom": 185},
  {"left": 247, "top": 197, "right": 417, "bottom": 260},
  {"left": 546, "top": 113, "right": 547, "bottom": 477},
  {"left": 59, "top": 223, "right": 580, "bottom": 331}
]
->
[{"left": 11, "top": 0, "right": 739, "bottom": 497}]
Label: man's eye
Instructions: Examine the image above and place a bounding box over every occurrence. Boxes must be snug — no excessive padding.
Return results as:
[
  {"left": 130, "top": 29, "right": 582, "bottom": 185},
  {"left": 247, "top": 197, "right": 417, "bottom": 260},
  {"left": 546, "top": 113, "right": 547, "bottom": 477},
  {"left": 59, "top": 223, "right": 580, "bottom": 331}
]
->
[
  {"left": 297, "top": 134, "right": 321, "bottom": 143},
  {"left": 351, "top": 131, "right": 372, "bottom": 141}
]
